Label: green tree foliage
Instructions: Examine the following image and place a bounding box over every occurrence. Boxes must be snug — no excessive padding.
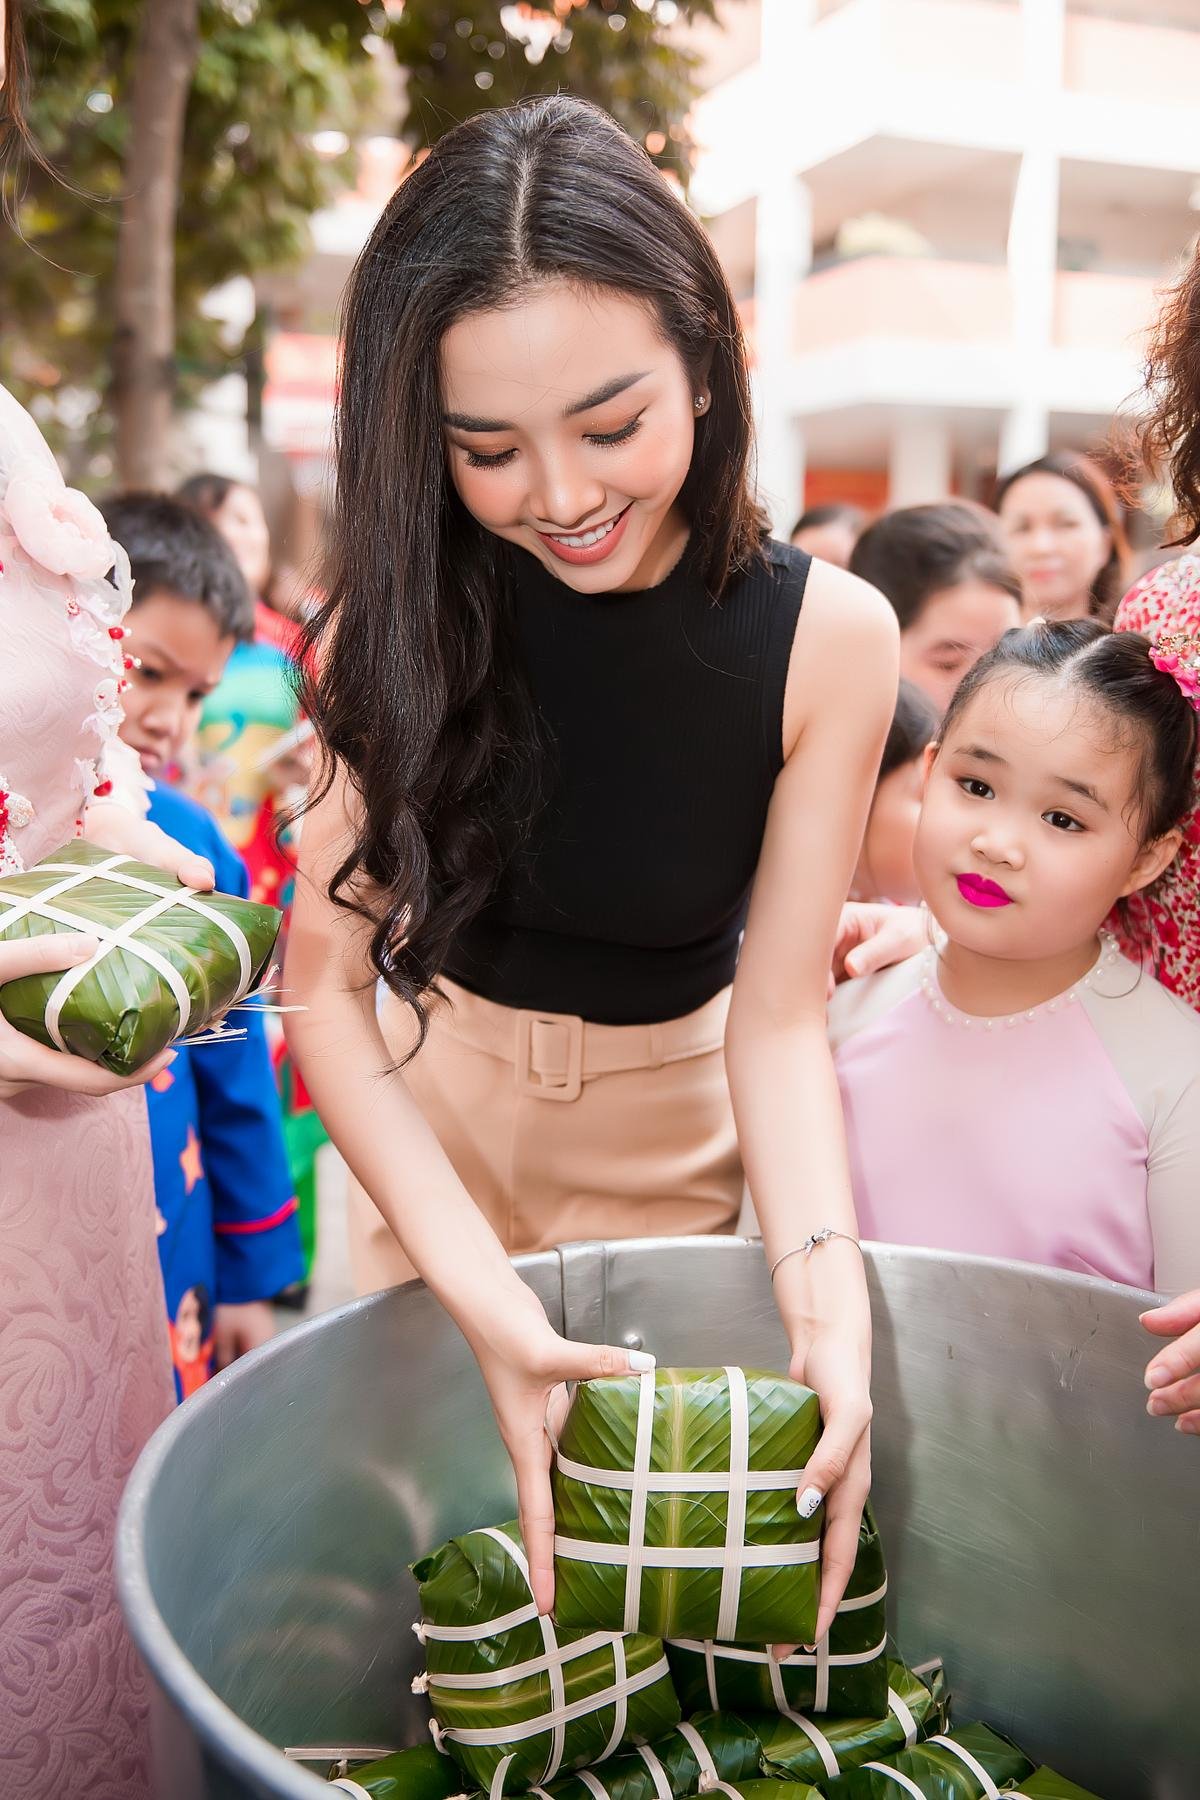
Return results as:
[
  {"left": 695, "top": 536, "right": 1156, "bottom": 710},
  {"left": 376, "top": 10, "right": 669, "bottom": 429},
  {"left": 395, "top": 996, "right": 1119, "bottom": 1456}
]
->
[
  {"left": 2, "top": 0, "right": 726, "bottom": 473},
  {"left": 1, "top": 0, "right": 374, "bottom": 469},
  {"left": 388, "top": 1, "right": 721, "bottom": 181}
]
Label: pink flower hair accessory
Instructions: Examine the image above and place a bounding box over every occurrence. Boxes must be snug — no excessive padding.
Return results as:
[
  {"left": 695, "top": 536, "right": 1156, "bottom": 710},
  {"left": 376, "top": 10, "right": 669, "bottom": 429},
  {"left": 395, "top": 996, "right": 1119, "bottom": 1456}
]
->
[
  {"left": 2, "top": 472, "right": 114, "bottom": 580},
  {"left": 1149, "top": 630, "right": 1200, "bottom": 711}
]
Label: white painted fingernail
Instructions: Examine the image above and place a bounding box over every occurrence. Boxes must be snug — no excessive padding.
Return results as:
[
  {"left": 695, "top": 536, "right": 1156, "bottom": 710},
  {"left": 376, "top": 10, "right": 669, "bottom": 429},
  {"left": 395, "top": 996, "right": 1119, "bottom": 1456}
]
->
[
  {"left": 628, "top": 1350, "right": 656, "bottom": 1371},
  {"left": 797, "top": 1486, "right": 823, "bottom": 1519}
]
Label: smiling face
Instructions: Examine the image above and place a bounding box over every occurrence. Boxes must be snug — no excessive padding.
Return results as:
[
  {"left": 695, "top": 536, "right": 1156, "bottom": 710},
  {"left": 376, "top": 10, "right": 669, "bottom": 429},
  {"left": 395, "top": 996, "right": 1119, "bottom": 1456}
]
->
[
  {"left": 440, "top": 281, "right": 702, "bottom": 594},
  {"left": 999, "top": 472, "right": 1112, "bottom": 621},
  {"left": 899, "top": 578, "right": 1022, "bottom": 714},
  {"left": 915, "top": 672, "right": 1178, "bottom": 961},
  {"left": 121, "top": 593, "right": 236, "bottom": 775}
]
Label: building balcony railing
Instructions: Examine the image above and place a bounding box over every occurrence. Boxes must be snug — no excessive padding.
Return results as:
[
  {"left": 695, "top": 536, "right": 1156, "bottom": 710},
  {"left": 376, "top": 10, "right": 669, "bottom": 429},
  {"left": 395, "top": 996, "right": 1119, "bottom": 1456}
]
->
[
  {"left": 692, "top": 0, "right": 1200, "bottom": 211},
  {"left": 779, "top": 257, "right": 1160, "bottom": 357}
]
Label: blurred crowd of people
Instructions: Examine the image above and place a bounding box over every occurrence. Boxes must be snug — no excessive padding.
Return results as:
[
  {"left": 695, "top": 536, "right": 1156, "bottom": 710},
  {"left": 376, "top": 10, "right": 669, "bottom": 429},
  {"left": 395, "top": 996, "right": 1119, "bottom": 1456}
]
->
[{"left": 5, "top": 36, "right": 1200, "bottom": 1793}]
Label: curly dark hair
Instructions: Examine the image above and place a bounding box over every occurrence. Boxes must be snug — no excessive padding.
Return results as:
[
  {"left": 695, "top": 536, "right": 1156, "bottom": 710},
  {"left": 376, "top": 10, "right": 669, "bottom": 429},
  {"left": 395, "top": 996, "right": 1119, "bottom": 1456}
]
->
[
  {"left": 1140, "top": 242, "right": 1200, "bottom": 549},
  {"left": 297, "top": 95, "right": 769, "bottom": 1053}
]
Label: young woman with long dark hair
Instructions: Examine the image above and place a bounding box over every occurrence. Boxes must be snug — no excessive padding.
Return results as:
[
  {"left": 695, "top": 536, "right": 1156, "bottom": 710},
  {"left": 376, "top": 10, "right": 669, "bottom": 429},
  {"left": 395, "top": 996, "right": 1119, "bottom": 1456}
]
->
[{"left": 285, "top": 95, "right": 897, "bottom": 1623}]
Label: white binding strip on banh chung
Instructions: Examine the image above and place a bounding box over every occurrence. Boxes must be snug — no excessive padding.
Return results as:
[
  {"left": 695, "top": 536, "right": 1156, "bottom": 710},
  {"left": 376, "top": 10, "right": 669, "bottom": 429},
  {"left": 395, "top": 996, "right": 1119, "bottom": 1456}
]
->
[
  {"left": 0, "top": 854, "right": 254, "bottom": 1051},
  {"left": 424, "top": 1631, "right": 620, "bottom": 1688},
  {"left": 674, "top": 1574, "right": 888, "bottom": 1712},
  {"left": 863, "top": 1766, "right": 926, "bottom": 1799},
  {"left": 769, "top": 1706, "right": 841, "bottom": 1782},
  {"left": 636, "top": 1742, "right": 675, "bottom": 1800},
  {"left": 887, "top": 1687, "right": 920, "bottom": 1748},
  {"left": 554, "top": 1367, "right": 818, "bottom": 1640},
  {"left": 927, "top": 1735, "right": 1002, "bottom": 1799},
  {"left": 430, "top": 1659, "right": 671, "bottom": 1748},
  {"left": 673, "top": 1720, "right": 720, "bottom": 1790},
  {"left": 425, "top": 1527, "right": 667, "bottom": 1775}
]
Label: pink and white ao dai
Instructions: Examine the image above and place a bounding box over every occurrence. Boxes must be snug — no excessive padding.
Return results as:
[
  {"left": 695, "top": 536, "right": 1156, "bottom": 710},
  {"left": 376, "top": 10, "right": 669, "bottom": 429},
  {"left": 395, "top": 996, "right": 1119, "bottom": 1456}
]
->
[
  {"left": 0, "top": 384, "right": 172, "bottom": 1799},
  {"left": 829, "top": 939, "right": 1200, "bottom": 1294}
]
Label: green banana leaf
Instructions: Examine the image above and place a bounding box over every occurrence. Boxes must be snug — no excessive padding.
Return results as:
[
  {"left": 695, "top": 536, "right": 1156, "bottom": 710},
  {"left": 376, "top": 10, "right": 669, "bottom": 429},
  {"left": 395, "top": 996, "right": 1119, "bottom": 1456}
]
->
[
  {"left": 818, "top": 1723, "right": 1034, "bottom": 1798},
  {"left": 539, "top": 1710, "right": 766, "bottom": 1800},
  {"left": 552, "top": 1369, "right": 822, "bottom": 1643},
  {"left": 0, "top": 841, "right": 281, "bottom": 1076},
  {"left": 1005, "top": 1772, "right": 1104, "bottom": 1800},
  {"left": 411, "top": 1521, "right": 679, "bottom": 1797},
  {"left": 686, "top": 1783, "right": 820, "bottom": 1800},
  {"left": 755, "top": 1659, "right": 949, "bottom": 1787},
  {"left": 329, "top": 1745, "right": 468, "bottom": 1798},
  {"left": 667, "top": 1506, "right": 887, "bottom": 1719}
]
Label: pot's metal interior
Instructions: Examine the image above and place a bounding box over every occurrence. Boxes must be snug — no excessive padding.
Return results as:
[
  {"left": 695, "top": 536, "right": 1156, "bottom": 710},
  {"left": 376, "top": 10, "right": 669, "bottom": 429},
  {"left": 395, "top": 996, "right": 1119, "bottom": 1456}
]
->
[{"left": 116, "top": 1238, "right": 1198, "bottom": 1800}]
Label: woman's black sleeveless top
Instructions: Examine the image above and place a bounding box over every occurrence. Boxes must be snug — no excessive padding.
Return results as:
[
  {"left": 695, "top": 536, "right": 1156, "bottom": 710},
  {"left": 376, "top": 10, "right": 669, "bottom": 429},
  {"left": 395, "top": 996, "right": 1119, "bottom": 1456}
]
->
[{"left": 444, "top": 537, "right": 810, "bottom": 1025}]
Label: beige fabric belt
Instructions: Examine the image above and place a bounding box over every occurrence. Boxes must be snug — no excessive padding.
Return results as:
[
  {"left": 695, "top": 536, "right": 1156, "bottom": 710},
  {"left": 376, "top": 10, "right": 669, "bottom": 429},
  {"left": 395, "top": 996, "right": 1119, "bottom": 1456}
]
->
[{"left": 438, "top": 980, "right": 732, "bottom": 1104}]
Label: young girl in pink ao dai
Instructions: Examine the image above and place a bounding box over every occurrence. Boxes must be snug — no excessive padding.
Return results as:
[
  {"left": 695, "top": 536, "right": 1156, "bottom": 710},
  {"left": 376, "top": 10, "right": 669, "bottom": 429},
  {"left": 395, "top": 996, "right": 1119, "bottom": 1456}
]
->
[{"left": 829, "top": 618, "right": 1200, "bottom": 1293}]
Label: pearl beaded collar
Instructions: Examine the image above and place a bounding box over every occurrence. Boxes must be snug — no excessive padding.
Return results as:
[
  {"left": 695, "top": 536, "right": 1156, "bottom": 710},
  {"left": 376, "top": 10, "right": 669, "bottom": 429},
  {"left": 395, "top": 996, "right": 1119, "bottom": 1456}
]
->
[{"left": 919, "top": 934, "right": 1121, "bottom": 1030}]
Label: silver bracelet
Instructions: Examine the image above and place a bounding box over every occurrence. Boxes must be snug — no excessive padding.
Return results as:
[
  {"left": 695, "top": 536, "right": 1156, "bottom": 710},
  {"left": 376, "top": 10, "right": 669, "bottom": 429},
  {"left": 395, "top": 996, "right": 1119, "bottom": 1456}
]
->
[{"left": 769, "top": 1228, "right": 863, "bottom": 1282}]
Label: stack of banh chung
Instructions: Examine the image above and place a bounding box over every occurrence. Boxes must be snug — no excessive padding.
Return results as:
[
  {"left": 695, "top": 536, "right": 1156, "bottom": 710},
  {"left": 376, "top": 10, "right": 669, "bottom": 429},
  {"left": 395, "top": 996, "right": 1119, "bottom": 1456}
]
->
[{"left": 331, "top": 1369, "right": 1107, "bottom": 1800}]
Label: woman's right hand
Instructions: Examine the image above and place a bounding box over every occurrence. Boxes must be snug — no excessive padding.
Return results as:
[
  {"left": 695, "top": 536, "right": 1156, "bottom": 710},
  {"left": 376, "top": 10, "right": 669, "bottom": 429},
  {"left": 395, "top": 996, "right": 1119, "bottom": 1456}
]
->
[
  {"left": 0, "top": 933, "right": 176, "bottom": 1098},
  {"left": 468, "top": 1281, "right": 653, "bottom": 1614}
]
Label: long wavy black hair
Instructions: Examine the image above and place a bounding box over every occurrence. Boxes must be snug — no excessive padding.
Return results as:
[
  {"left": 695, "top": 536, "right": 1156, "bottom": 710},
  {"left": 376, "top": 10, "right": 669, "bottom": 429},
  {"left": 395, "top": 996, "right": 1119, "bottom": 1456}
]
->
[{"left": 299, "top": 95, "right": 768, "bottom": 1048}]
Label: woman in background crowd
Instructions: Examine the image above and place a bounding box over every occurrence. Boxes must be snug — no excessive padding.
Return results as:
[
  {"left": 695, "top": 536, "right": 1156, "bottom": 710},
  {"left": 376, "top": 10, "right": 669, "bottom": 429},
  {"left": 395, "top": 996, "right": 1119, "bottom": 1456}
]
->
[
  {"left": 177, "top": 471, "right": 301, "bottom": 657},
  {"left": 995, "top": 449, "right": 1130, "bottom": 624},
  {"left": 849, "top": 679, "right": 938, "bottom": 906},
  {"left": 849, "top": 500, "right": 1021, "bottom": 713},
  {"left": 789, "top": 501, "right": 864, "bottom": 568}
]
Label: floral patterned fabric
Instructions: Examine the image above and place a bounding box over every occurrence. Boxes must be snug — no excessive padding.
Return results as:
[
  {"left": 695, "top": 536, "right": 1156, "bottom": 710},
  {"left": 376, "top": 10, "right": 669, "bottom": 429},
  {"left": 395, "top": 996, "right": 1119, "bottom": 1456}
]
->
[
  {"left": 1112, "top": 555, "right": 1200, "bottom": 1014},
  {"left": 0, "top": 384, "right": 173, "bottom": 1797}
]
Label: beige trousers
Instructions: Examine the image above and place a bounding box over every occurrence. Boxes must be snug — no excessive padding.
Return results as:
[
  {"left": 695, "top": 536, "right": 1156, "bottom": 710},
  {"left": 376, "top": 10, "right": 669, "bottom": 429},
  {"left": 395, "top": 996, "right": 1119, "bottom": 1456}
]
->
[{"left": 347, "top": 978, "right": 743, "bottom": 1295}]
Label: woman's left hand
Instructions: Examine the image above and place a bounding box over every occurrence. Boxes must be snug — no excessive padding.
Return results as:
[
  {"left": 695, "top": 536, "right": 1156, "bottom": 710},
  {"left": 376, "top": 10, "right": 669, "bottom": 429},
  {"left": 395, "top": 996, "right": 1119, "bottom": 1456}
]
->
[
  {"left": 790, "top": 1317, "right": 873, "bottom": 1642},
  {"left": 83, "top": 799, "right": 215, "bottom": 892}
]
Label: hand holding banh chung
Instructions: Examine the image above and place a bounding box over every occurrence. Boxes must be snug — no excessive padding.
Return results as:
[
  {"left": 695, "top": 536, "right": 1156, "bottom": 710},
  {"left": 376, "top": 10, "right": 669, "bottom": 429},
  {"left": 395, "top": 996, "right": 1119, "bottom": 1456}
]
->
[{"left": 393, "top": 1365, "right": 1106, "bottom": 1800}]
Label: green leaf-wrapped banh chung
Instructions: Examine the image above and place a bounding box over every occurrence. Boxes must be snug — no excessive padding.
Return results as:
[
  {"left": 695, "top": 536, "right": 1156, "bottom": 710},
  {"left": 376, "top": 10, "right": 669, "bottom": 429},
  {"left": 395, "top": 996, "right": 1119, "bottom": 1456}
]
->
[
  {"left": 328, "top": 1744, "right": 465, "bottom": 1798},
  {"left": 1005, "top": 1773, "right": 1105, "bottom": 1800},
  {"left": 0, "top": 841, "right": 281, "bottom": 1076},
  {"left": 552, "top": 1367, "right": 822, "bottom": 1643},
  {"left": 411, "top": 1522, "right": 679, "bottom": 1798},
  {"left": 755, "top": 1659, "right": 948, "bottom": 1787},
  {"left": 817, "top": 1722, "right": 1034, "bottom": 1798},
  {"left": 539, "top": 1710, "right": 765, "bottom": 1800},
  {"left": 687, "top": 1783, "right": 820, "bottom": 1800},
  {"left": 667, "top": 1505, "right": 887, "bottom": 1720}
]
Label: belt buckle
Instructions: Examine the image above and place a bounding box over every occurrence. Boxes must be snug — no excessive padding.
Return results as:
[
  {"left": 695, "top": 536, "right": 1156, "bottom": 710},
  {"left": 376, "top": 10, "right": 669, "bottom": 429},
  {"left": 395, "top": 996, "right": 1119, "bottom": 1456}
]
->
[{"left": 515, "top": 1009, "right": 584, "bottom": 1103}]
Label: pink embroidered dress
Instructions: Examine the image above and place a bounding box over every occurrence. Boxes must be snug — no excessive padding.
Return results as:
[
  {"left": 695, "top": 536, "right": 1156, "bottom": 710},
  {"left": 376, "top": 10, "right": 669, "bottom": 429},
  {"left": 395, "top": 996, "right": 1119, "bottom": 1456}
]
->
[
  {"left": 0, "top": 385, "right": 172, "bottom": 1797},
  {"left": 1112, "top": 554, "right": 1200, "bottom": 1012},
  {"left": 829, "top": 937, "right": 1200, "bottom": 1295}
]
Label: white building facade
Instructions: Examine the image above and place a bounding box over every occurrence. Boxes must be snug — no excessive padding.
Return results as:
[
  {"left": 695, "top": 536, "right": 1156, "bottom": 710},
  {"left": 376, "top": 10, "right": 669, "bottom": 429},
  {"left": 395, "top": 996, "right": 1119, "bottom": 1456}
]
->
[{"left": 689, "top": 0, "right": 1200, "bottom": 529}]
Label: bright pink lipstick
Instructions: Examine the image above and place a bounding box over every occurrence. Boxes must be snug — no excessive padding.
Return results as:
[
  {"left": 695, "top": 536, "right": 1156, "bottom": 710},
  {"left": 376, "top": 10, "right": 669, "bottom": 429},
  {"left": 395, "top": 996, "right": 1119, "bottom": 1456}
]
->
[
  {"left": 956, "top": 873, "right": 1012, "bottom": 909},
  {"left": 536, "top": 504, "right": 631, "bottom": 566}
]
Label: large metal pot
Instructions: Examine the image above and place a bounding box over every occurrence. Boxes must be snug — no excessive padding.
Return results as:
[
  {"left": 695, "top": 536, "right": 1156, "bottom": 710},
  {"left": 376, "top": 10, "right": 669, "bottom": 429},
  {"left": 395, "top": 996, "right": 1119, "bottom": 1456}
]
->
[{"left": 116, "top": 1239, "right": 1197, "bottom": 1800}]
